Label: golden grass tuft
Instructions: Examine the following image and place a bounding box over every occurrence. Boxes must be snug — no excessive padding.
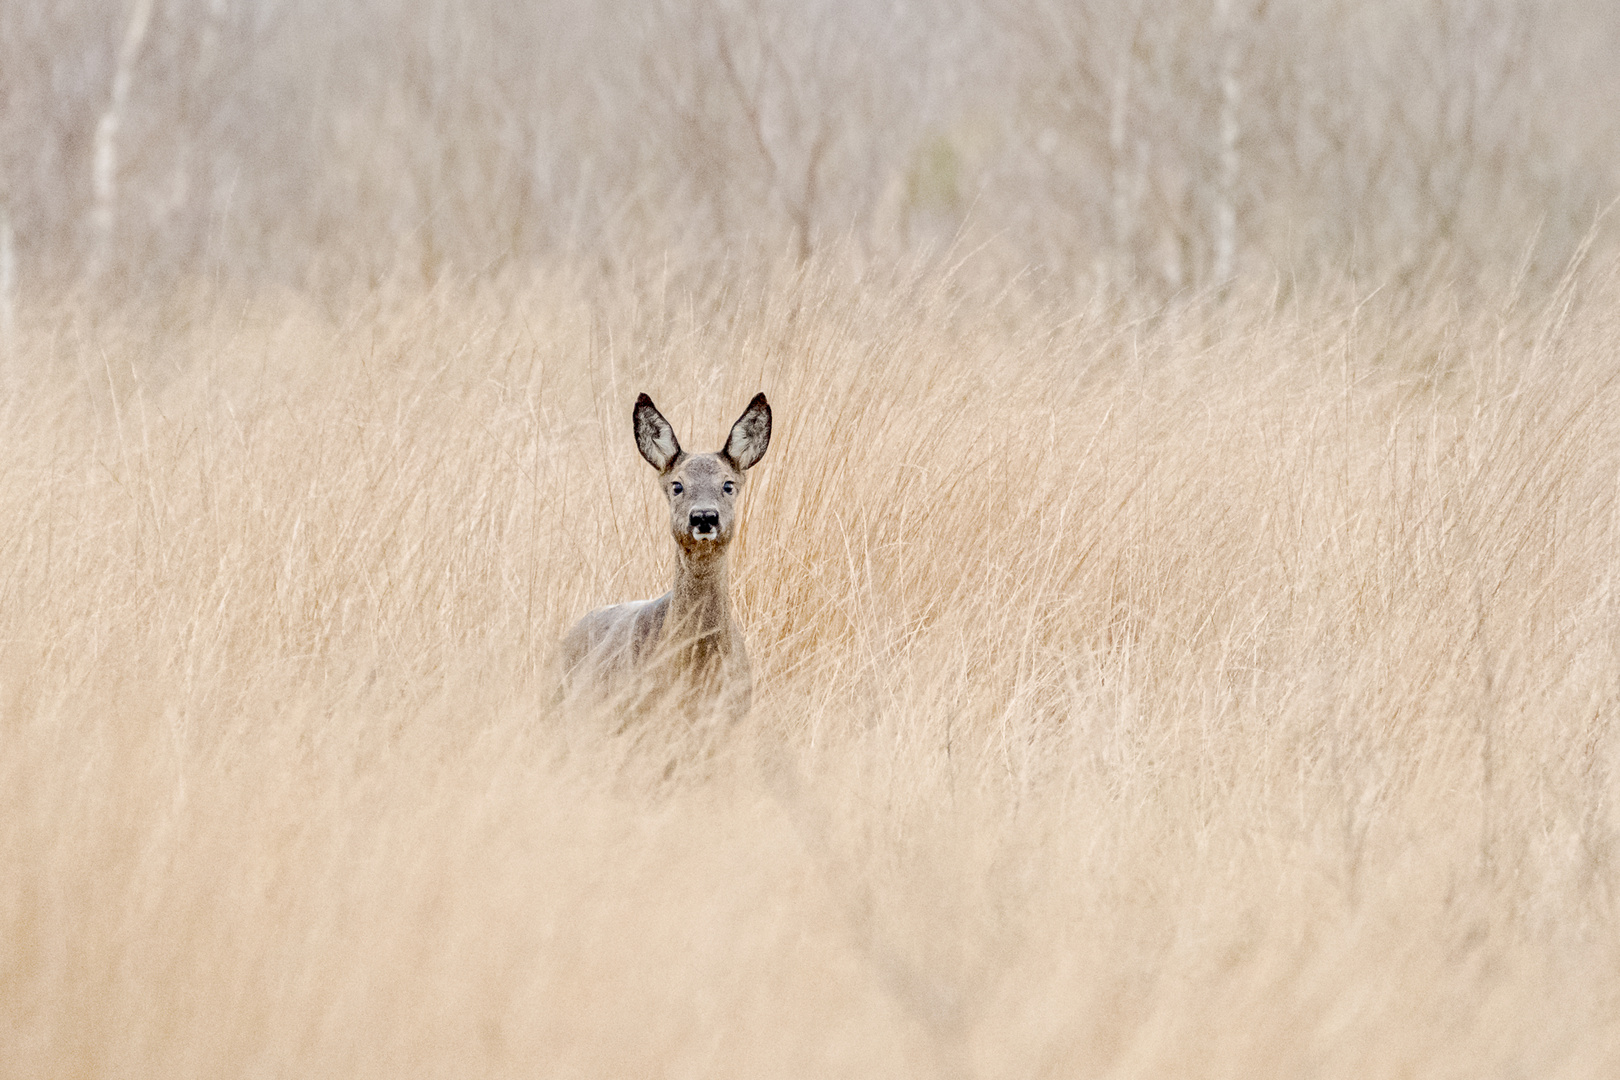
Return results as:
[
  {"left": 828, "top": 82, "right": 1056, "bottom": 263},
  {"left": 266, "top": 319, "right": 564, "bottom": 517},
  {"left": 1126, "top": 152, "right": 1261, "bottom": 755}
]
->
[{"left": 3, "top": 264, "right": 1619, "bottom": 1077}]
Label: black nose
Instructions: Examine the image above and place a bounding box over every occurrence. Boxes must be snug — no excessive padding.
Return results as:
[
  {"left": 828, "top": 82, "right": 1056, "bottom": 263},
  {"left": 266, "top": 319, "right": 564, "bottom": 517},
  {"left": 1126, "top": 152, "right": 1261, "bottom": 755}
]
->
[{"left": 690, "top": 510, "right": 719, "bottom": 533}]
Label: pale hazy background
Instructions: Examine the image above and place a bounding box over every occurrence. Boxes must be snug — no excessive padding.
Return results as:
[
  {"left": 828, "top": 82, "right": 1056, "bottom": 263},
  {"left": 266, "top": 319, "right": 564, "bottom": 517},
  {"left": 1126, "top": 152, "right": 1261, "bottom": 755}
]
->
[{"left": 3, "top": 0, "right": 1619, "bottom": 297}]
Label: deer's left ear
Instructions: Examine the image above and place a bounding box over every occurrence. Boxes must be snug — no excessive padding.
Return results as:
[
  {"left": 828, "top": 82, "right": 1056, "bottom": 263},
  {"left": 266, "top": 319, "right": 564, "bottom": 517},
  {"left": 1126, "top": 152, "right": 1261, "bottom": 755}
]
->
[
  {"left": 724, "top": 393, "right": 771, "bottom": 471},
  {"left": 634, "top": 393, "right": 684, "bottom": 473}
]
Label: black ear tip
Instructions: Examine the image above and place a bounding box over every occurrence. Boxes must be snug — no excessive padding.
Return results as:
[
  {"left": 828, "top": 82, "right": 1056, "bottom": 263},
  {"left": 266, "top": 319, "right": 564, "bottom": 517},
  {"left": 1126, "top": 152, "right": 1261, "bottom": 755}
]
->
[
  {"left": 750, "top": 392, "right": 769, "bottom": 409},
  {"left": 635, "top": 392, "right": 655, "bottom": 407}
]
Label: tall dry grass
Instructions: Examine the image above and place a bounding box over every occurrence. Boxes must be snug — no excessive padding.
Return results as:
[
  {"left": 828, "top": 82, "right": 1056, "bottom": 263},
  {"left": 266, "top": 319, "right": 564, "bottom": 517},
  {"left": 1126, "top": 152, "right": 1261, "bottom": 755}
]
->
[{"left": 3, "top": 261, "right": 1619, "bottom": 1077}]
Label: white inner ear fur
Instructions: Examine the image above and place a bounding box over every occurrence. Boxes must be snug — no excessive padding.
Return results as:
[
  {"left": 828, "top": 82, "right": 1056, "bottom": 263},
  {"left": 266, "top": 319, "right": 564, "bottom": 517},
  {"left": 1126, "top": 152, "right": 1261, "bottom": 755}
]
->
[{"left": 646, "top": 430, "right": 679, "bottom": 465}]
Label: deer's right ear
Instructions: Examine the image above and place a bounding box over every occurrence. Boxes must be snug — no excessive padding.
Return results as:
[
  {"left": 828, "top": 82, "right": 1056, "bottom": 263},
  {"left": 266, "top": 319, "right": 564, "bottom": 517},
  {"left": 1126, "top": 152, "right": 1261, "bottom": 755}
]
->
[
  {"left": 633, "top": 393, "right": 683, "bottom": 472},
  {"left": 724, "top": 392, "right": 771, "bottom": 470}
]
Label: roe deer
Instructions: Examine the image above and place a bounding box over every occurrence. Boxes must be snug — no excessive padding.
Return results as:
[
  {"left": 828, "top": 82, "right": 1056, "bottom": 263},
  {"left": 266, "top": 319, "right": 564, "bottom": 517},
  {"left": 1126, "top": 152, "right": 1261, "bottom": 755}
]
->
[{"left": 561, "top": 392, "right": 772, "bottom": 726}]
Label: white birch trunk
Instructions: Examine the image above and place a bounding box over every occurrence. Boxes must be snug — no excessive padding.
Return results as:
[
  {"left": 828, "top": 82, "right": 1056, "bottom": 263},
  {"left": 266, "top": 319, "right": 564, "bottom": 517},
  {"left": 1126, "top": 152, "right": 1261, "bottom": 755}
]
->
[
  {"left": 1212, "top": 0, "right": 1240, "bottom": 288},
  {"left": 89, "top": 0, "right": 156, "bottom": 281},
  {"left": 1109, "top": 62, "right": 1133, "bottom": 290}
]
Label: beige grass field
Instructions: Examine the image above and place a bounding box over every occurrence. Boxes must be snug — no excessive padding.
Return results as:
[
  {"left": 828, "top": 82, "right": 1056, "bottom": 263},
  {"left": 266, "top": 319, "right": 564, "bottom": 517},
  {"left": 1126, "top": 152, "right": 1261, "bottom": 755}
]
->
[{"left": 3, "top": 262, "right": 1619, "bottom": 1077}]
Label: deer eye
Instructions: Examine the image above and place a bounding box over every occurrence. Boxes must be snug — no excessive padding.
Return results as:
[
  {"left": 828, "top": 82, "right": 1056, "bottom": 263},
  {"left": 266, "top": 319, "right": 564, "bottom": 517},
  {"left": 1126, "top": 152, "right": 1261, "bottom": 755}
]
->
[
  {"left": 671, "top": 482, "right": 683, "bottom": 496},
  {"left": 723, "top": 481, "right": 735, "bottom": 495}
]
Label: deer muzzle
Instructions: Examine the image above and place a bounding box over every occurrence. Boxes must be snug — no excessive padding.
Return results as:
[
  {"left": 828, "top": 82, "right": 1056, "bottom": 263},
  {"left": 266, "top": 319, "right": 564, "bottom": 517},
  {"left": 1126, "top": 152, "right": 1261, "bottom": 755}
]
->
[{"left": 689, "top": 509, "right": 720, "bottom": 541}]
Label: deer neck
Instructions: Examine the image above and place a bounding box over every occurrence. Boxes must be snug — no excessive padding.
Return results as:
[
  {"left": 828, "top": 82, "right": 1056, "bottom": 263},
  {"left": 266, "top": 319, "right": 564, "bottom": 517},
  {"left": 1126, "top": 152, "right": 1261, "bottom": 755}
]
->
[{"left": 666, "top": 547, "right": 734, "bottom": 648}]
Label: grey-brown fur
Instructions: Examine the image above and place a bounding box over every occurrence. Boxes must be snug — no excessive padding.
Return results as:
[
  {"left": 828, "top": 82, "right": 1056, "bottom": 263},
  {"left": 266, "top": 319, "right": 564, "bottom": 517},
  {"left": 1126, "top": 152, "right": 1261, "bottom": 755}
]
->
[{"left": 561, "top": 392, "right": 771, "bottom": 725}]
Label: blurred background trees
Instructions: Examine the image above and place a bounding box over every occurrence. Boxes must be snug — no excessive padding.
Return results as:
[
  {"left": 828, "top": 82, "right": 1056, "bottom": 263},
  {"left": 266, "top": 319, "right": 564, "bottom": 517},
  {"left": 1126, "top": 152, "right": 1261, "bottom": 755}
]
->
[{"left": 2, "top": 0, "right": 1616, "bottom": 300}]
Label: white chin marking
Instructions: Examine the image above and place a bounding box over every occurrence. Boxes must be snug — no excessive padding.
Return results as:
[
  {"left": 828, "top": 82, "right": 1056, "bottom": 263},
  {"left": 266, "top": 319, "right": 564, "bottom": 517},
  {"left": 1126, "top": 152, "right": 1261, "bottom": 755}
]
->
[{"left": 693, "top": 529, "right": 719, "bottom": 542}]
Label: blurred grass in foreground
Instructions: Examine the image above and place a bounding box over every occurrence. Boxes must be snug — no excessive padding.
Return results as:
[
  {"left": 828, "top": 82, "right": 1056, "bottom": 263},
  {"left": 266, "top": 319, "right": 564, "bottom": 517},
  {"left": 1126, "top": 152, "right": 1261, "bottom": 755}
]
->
[{"left": 2, "top": 262, "right": 1618, "bottom": 1077}]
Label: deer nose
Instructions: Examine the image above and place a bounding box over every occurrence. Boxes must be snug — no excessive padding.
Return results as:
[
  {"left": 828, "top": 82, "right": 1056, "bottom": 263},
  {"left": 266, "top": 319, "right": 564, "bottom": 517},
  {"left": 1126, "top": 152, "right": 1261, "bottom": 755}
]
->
[{"left": 690, "top": 510, "right": 720, "bottom": 534}]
